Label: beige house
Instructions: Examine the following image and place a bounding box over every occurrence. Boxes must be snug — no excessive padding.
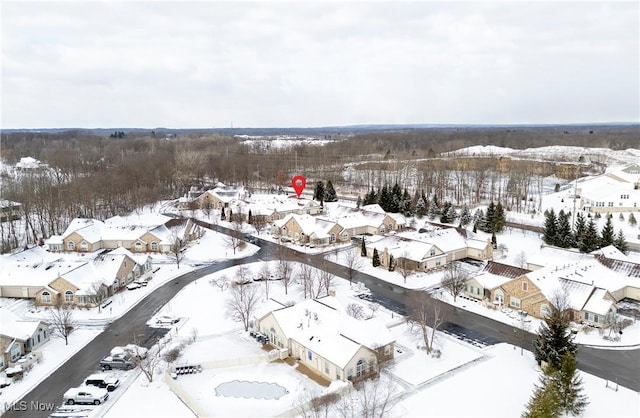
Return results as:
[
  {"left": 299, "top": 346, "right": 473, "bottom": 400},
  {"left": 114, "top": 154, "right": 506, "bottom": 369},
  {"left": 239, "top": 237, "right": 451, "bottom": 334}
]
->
[
  {"left": 497, "top": 263, "right": 618, "bottom": 326},
  {"left": 46, "top": 217, "right": 202, "bottom": 254},
  {"left": 464, "top": 261, "right": 531, "bottom": 304},
  {"left": 0, "top": 308, "right": 49, "bottom": 372},
  {"left": 272, "top": 214, "right": 349, "bottom": 246},
  {"left": 256, "top": 297, "right": 395, "bottom": 383}
]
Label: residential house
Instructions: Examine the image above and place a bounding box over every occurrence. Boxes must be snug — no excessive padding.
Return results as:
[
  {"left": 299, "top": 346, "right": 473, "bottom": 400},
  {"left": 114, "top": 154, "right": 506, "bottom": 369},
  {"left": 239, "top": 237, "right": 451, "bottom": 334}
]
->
[
  {"left": 257, "top": 297, "right": 395, "bottom": 383},
  {"left": 0, "top": 200, "right": 22, "bottom": 222},
  {"left": 572, "top": 163, "right": 640, "bottom": 214},
  {"left": 0, "top": 308, "right": 49, "bottom": 372},
  {"left": 322, "top": 205, "right": 398, "bottom": 237},
  {"left": 498, "top": 262, "right": 618, "bottom": 326},
  {"left": 464, "top": 261, "right": 531, "bottom": 307},
  {"left": 46, "top": 216, "right": 202, "bottom": 254},
  {"left": 272, "top": 214, "right": 349, "bottom": 246}
]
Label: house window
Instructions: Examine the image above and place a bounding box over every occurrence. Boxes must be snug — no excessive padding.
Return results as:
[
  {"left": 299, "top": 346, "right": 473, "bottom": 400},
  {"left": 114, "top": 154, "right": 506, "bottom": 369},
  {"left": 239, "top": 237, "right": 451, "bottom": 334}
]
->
[
  {"left": 368, "top": 359, "right": 375, "bottom": 373},
  {"left": 65, "top": 290, "right": 73, "bottom": 303},
  {"left": 342, "top": 232, "right": 348, "bottom": 241},
  {"left": 541, "top": 304, "right": 551, "bottom": 318},
  {"left": 308, "top": 350, "right": 313, "bottom": 361},
  {"left": 151, "top": 242, "right": 158, "bottom": 251},
  {"left": 430, "top": 249, "right": 436, "bottom": 256},
  {"left": 608, "top": 202, "right": 613, "bottom": 207},
  {"left": 510, "top": 297, "right": 521, "bottom": 308},
  {"left": 324, "top": 359, "right": 329, "bottom": 374},
  {"left": 522, "top": 282, "right": 528, "bottom": 291},
  {"left": 380, "top": 225, "right": 385, "bottom": 234},
  {"left": 134, "top": 242, "right": 142, "bottom": 252},
  {"left": 435, "top": 260, "right": 441, "bottom": 266},
  {"left": 384, "top": 345, "right": 391, "bottom": 356},
  {"left": 388, "top": 223, "right": 393, "bottom": 232},
  {"left": 80, "top": 241, "right": 88, "bottom": 251},
  {"left": 42, "top": 291, "right": 51, "bottom": 304},
  {"left": 330, "top": 234, "right": 336, "bottom": 243},
  {"left": 347, "top": 368, "right": 353, "bottom": 380},
  {"left": 356, "top": 359, "right": 366, "bottom": 377},
  {"left": 67, "top": 241, "right": 75, "bottom": 250}
]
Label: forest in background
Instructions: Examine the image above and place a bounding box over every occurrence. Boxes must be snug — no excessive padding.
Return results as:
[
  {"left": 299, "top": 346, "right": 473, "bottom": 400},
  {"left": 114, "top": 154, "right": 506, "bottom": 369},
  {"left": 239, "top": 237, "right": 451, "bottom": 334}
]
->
[{"left": 0, "top": 124, "right": 638, "bottom": 252}]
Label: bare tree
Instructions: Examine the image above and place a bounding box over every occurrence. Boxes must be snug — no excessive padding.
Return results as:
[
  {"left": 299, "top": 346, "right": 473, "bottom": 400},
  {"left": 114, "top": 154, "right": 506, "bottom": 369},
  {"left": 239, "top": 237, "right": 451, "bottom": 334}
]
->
[
  {"left": 225, "top": 283, "right": 262, "bottom": 331},
  {"left": 170, "top": 232, "right": 185, "bottom": 269},
  {"left": 297, "top": 391, "right": 341, "bottom": 418},
  {"left": 251, "top": 214, "right": 269, "bottom": 235},
  {"left": 440, "top": 262, "right": 467, "bottom": 302},
  {"left": 405, "top": 291, "right": 443, "bottom": 354},
  {"left": 367, "top": 303, "right": 380, "bottom": 319},
  {"left": 514, "top": 250, "right": 528, "bottom": 269},
  {"left": 346, "top": 303, "right": 366, "bottom": 320},
  {"left": 317, "top": 268, "right": 335, "bottom": 297},
  {"left": 234, "top": 266, "right": 252, "bottom": 285},
  {"left": 336, "top": 377, "right": 398, "bottom": 418},
  {"left": 298, "top": 263, "right": 314, "bottom": 299},
  {"left": 259, "top": 263, "right": 272, "bottom": 300},
  {"left": 224, "top": 219, "right": 245, "bottom": 255},
  {"left": 86, "top": 281, "right": 108, "bottom": 312},
  {"left": 210, "top": 274, "right": 229, "bottom": 291},
  {"left": 277, "top": 258, "right": 295, "bottom": 295},
  {"left": 345, "top": 248, "right": 364, "bottom": 285},
  {"left": 200, "top": 200, "right": 213, "bottom": 220},
  {"left": 395, "top": 253, "right": 413, "bottom": 284},
  {"left": 47, "top": 301, "right": 77, "bottom": 346}
]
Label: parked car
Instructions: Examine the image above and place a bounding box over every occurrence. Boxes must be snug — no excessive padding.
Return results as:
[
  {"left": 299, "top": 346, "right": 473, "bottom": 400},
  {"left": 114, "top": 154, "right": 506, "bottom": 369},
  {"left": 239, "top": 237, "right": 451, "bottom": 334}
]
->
[
  {"left": 111, "top": 344, "right": 148, "bottom": 360},
  {"left": 84, "top": 373, "right": 120, "bottom": 392},
  {"left": 133, "top": 278, "right": 148, "bottom": 286},
  {"left": 155, "top": 315, "right": 180, "bottom": 325},
  {"left": 99, "top": 354, "right": 135, "bottom": 370},
  {"left": 63, "top": 386, "right": 109, "bottom": 405},
  {"left": 126, "top": 283, "right": 141, "bottom": 290}
]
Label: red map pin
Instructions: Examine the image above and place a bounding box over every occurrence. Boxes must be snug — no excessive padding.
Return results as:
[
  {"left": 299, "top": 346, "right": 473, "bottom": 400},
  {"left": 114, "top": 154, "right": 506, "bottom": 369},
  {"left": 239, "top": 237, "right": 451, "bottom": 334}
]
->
[{"left": 292, "top": 175, "right": 306, "bottom": 198}]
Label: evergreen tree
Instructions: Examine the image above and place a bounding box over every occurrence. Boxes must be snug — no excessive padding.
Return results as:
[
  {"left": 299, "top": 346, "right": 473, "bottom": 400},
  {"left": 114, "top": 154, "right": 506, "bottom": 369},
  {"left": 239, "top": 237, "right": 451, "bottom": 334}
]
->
[
  {"left": 485, "top": 201, "right": 496, "bottom": 233},
  {"left": 555, "top": 210, "right": 573, "bottom": 248},
  {"left": 494, "top": 201, "right": 506, "bottom": 232},
  {"left": 491, "top": 232, "right": 497, "bottom": 249},
  {"left": 613, "top": 229, "right": 629, "bottom": 253},
  {"left": 440, "top": 201, "right": 456, "bottom": 223},
  {"left": 372, "top": 248, "right": 380, "bottom": 267},
  {"left": 323, "top": 180, "right": 337, "bottom": 202},
  {"left": 361, "top": 237, "right": 367, "bottom": 257},
  {"left": 533, "top": 302, "right": 577, "bottom": 371},
  {"left": 578, "top": 219, "right": 600, "bottom": 253},
  {"left": 629, "top": 212, "right": 637, "bottom": 226},
  {"left": 356, "top": 196, "right": 362, "bottom": 208},
  {"left": 473, "top": 208, "right": 486, "bottom": 231},
  {"left": 600, "top": 216, "right": 615, "bottom": 248},
  {"left": 390, "top": 183, "right": 402, "bottom": 213},
  {"left": 248, "top": 209, "right": 253, "bottom": 224},
  {"left": 401, "top": 188, "right": 413, "bottom": 216},
  {"left": 415, "top": 196, "right": 427, "bottom": 218},
  {"left": 428, "top": 194, "right": 440, "bottom": 220},
  {"left": 378, "top": 185, "right": 391, "bottom": 212},
  {"left": 388, "top": 254, "right": 395, "bottom": 271},
  {"left": 363, "top": 188, "right": 377, "bottom": 206},
  {"left": 554, "top": 353, "right": 589, "bottom": 416},
  {"left": 574, "top": 212, "right": 586, "bottom": 247},
  {"left": 313, "top": 181, "right": 325, "bottom": 202},
  {"left": 543, "top": 208, "right": 558, "bottom": 245},
  {"left": 522, "top": 370, "right": 561, "bottom": 418},
  {"left": 459, "top": 204, "right": 472, "bottom": 227}
]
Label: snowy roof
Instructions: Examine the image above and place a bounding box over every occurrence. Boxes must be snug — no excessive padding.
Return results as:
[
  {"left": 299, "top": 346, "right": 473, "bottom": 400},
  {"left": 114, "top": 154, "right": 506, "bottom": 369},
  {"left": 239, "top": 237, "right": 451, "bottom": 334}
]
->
[
  {"left": 267, "top": 297, "right": 394, "bottom": 369},
  {"left": 526, "top": 246, "right": 591, "bottom": 269},
  {"left": 108, "top": 246, "right": 151, "bottom": 266},
  {"left": 582, "top": 288, "right": 615, "bottom": 316},
  {"left": 397, "top": 228, "right": 468, "bottom": 253},
  {"left": 321, "top": 206, "right": 390, "bottom": 230},
  {"left": 61, "top": 262, "right": 111, "bottom": 295},
  {"left": 577, "top": 171, "right": 640, "bottom": 202},
  {"left": 0, "top": 308, "right": 44, "bottom": 341},
  {"left": 61, "top": 218, "right": 105, "bottom": 243},
  {"left": 275, "top": 214, "right": 340, "bottom": 238},
  {"left": 591, "top": 246, "right": 633, "bottom": 263},
  {"left": 0, "top": 258, "right": 85, "bottom": 287},
  {"left": 361, "top": 204, "right": 386, "bottom": 214}
]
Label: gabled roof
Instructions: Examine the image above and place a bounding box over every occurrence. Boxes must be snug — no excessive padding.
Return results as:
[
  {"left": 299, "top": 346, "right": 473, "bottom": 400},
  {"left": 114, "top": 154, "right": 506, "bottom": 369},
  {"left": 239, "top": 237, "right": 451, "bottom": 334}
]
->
[
  {"left": 0, "top": 308, "right": 46, "bottom": 341},
  {"left": 108, "top": 246, "right": 151, "bottom": 266},
  {"left": 397, "top": 228, "right": 467, "bottom": 253},
  {"left": 582, "top": 288, "right": 615, "bottom": 316},
  {"left": 593, "top": 254, "right": 640, "bottom": 278},
  {"left": 591, "top": 245, "right": 632, "bottom": 263},
  {"left": 266, "top": 297, "right": 394, "bottom": 369},
  {"left": 483, "top": 261, "right": 530, "bottom": 278},
  {"left": 61, "top": 218, "right": 104, "bottom": 243}
]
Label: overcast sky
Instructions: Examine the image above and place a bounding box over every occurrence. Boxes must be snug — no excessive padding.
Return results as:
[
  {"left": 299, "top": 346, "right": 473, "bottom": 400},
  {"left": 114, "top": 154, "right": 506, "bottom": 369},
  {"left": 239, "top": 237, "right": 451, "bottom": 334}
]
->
[{"left": 1, "top": 1, "right": 638, "bottom": 129}]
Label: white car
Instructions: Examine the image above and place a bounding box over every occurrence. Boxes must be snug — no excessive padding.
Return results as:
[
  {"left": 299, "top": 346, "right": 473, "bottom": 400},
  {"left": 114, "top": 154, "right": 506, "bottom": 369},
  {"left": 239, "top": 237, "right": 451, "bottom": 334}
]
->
[
  {"left": 63, "top": 386, "right": 109, "bottom": 405},
  {"left": 126, "top": 283, "right": 141, "bottom": 290},
  {"left": 155, "top": 315, "right": 180, "bottom": 325}
]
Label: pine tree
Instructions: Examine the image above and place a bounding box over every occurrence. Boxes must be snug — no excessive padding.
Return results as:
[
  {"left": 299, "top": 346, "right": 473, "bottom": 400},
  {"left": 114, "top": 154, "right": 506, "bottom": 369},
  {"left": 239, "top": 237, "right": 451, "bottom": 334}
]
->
[
  {"left": 360, "top": 237, "right": 367, "bottom": 257},
  {"left": 522, "top": 370, "right": 561, "bottom": 418},
  {"left": 324, "top": 181, "right": 337, "bottom": 202},
  {"left": 356, "top": 196, "right": 362, "bottom": 208},
  {"left": 313, "top": 181, "right": 325, "bottom": 202},
  {"left": 372, "top": 248, "right": 380, "bottom": 267},
  {"left": 579, "top": 219, "right": 600, "bottom": 253},
  {"left": 613, "top": 229, "right": 628, "bottom": 253},
  {"left": 554, "top": 353, "right": 589, "bottom": 416},
  {"left": 629, "top": 212, "right": 637, "bottom": 226},
  {"left": 459, "top": 204, "right": 472, "bottom": 227},
  {"left": 390, "top": 183, "right": 402, "bottom": 213},
  {"left": 248, "top": 209, "right": 253, "bottom": 224},
  {"left": 533, "top": 304, "right": 577, "bottom": 371},
  {"left": 573, "top": 212, "right": 586, "bottom": 248},
  {"left": 428, "top": 194, "right": 440, "bottom": 220},
  {"left": 379, "top": 185, "right": 391, "bottom": 212},
  {"left": 600, "top": 216, "right": 615, "bottom": 248},
  {"left": 485, "top": 201, "right": 496, "bottom": 233},
  {"left": 440, "top": 201, "right": 455, "bottom": 223},
  {"left": 401, "top": 188, "right": 413, "bottom": 216},
  {"left": 543, "top": 208, "right": 558, "bottom": 245},
  {"left": 415, "top": 196, "right": 427, "bottom": 218},
  {"left": 388, "top": 254, "right": 395, "bottom": 271},
  {"left": 555, "top": 210, "right": 572, "bottom": 248},
  {"left": 491, "top": 232, "right": 497, "bottom": 249},
  {"left": 494, "top": 201, "right": 506, "bottom": 232}
]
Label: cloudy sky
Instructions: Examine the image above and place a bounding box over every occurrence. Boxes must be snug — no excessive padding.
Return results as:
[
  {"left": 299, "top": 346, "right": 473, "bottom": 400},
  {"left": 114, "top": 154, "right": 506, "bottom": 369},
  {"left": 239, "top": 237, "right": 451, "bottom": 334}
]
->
[{"left": 2, "top": 1, "right": 638, "bottom": 129}]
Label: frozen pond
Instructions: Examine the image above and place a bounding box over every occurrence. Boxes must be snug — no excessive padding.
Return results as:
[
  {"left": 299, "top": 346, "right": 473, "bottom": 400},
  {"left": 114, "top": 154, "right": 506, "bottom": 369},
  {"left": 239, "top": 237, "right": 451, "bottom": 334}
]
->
[{"left": 215, "top": 380, "right": 288, "bottom": 400}]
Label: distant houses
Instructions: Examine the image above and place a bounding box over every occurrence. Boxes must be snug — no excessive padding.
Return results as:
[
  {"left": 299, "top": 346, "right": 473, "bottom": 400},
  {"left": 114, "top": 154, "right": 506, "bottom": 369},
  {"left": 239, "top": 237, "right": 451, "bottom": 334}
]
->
[{"left": 571, "top": 163, "right": 640, "bottom": 214}]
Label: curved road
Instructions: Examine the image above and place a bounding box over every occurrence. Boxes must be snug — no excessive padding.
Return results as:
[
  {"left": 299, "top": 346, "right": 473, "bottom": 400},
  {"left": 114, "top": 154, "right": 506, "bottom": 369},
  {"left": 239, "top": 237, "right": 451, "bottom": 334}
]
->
[{"left": 4, "top": 225, "right": 639, "bottom": 417}]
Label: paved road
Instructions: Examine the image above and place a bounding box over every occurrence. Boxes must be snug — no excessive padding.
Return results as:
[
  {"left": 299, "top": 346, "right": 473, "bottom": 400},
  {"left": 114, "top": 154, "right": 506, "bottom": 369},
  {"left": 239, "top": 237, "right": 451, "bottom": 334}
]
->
[{"left": 4, "top": 223, "right": 639, "bottom": 418}]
